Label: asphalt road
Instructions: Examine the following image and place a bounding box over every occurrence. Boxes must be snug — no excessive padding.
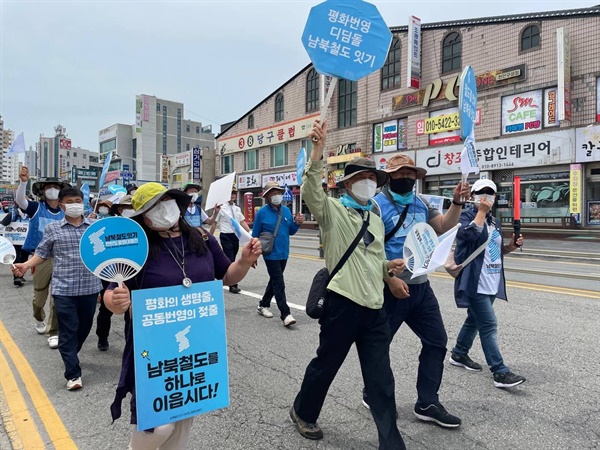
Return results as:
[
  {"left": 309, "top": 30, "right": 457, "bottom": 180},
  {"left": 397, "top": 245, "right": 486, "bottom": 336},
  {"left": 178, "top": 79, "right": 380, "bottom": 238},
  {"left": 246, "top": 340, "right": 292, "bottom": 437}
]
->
[{"left": 0, "top": 251, "right": 598, "bottom": 450}]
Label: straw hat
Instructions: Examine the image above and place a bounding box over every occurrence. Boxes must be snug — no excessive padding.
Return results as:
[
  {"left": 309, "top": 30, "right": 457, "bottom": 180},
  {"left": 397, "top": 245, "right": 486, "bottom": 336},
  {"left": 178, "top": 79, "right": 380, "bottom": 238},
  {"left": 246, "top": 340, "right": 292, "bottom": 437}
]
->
[
  {"left": 383, "top": 154, "right": 427, "bottom": 179},
  {"left": 335, "top": 157, "right": 388, "bottom": 188},
  {"left": 261, "top": 181, "right": 285, "bottom": 197}
]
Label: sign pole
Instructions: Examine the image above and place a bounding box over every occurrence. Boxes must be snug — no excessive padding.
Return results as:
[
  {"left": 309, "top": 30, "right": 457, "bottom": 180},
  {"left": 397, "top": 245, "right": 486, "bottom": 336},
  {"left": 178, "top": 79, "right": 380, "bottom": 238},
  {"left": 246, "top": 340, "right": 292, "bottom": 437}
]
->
[{"left": 513, "top": 176, "right": 522, "bottom": 251}]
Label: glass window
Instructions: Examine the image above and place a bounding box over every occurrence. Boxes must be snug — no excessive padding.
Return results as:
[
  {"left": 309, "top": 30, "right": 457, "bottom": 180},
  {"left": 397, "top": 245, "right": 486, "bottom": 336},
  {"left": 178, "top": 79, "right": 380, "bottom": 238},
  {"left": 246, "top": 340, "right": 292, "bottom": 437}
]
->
[
  {"left": 186, "top": 143, "right": 190, "bottom": 151},
  {"left": 442, "top": 32, "right": 462, "bottom": 73},
  {"left": 157, "top": 102, "right": 161, "bottom": 111},
  {"left": 381, "top": 37, "right": 401, "bottom": 90},
  {"left": 245, "top": 149, "right": 258, "bottom": 171},
  {"left": 248, "top": 114, "right": 254, "bottom": 129},
  {"left": 306, "top": 69, "right": 319, "bottom": 113},
  {"left": 73, "top": 152, "right": 77, "bottom": 157},
  {"left": 521, "top": 25, "right": 540, "bottom": 51},
  {"left": 221, "top": 155, "right": 233, "bottom": 174},
  {"left": 338, "top": 79, "right": 357, "bottom": 129},
  {"left": 196, "top": 126, "right": 200, "bottom": 134},
  {"left": 275, "top": 93, "right": 284, "bottom": 122},
  {"left": 270, "top": 144, "right": 288, "bottom": 168},
  {"left": 300, "top": 139, "right": 314, "bottom": 154},
  {"left": 100, "top": 139, "right": 117, "bottom": 153},
  {"left": 186, "top": 124, "right": 190, "bottom": 133}
]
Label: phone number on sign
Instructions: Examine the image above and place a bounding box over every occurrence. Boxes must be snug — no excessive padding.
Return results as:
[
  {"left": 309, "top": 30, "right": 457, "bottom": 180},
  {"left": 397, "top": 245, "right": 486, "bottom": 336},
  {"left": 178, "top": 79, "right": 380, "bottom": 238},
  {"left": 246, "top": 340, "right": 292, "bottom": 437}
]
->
[{"left": 424, "top": 113, "right": 460, "bottom": 134}]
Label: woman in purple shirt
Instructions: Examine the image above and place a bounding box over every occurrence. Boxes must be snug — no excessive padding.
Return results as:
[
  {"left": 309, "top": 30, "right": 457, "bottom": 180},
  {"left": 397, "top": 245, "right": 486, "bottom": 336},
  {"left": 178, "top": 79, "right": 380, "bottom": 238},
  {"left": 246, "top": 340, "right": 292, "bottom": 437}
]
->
[{"left": 104, "top": 183, "right": 261, "bottom": 450}]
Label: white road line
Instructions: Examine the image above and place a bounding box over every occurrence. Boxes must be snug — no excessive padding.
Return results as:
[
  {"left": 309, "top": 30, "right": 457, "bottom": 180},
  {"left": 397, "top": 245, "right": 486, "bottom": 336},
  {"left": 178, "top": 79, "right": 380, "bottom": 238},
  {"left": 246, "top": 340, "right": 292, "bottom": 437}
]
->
[{"left": 222, "top": 286, "right": 306, "bottom": 311}]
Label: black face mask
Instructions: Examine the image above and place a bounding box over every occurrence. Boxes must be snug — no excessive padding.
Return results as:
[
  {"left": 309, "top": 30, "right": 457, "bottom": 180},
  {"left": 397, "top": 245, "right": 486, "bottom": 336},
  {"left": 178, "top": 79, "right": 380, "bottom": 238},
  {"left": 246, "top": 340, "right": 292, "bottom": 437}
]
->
[{"left": 389, "top": 178, "right": 415, "bottom": 194}]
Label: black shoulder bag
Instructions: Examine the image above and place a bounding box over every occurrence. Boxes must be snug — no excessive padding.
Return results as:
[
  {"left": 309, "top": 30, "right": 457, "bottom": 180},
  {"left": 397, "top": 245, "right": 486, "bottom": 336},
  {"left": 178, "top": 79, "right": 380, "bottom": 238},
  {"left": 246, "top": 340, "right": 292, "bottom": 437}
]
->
[
  {"left": 258, "top": 208, "right": 283, "bottom": 256},
  {"left": 382, "top": 188, "right": 409, "bottom": 243},
  {"left": 306, "top": 213, "right": 370, "bottom": 319}
]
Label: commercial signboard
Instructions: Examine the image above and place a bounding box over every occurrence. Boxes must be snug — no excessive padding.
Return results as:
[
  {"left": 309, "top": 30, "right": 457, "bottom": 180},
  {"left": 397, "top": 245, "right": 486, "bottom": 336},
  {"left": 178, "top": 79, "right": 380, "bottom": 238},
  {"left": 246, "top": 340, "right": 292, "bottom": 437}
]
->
[
  {"left": 406, "top": 16, "right": 421, "bottom": 89},
  {"left": 428, "top": 107, "right": 461, "bottom": 145},
  {"left": 238, "top": 173, "right": 262, "bottom": 189},
  {"left": 569, "top": 164, "right": 582, "bottom": 224},
  {"left": 374, "top": 151, "right": 416, "bottom": 171},
  {"left": 556, "top": 28, "right": 572, "bottom": 122},
  {"left": 373, "top": 119, "right": 408, "bottom": 153},
  {"left": 544, "top": 88, "right": 559, "bottom": 128},
  {"left": 501, "top": 90, "right": 543, "bottom": 135},
  {"left": 597, "top": 77, "right": 600, "bottom": 122},
  {"left": 262, "top": 171, "right": 298, "bottom": 188},
  {"left": 174, "top": 151, "right": 191, "bottom": 168},
  {"left": 192, "top": 148, "right": 201, "bottom": 182},
  {"left": 135, "top": 96, "right": 142, "bottom": 133},
  {"left": 59, "top": 138, "right": 71, "bottom": 150},
  {"left": 575, "top": 125, "right": 600, "bottom": 163},
  {"left": 142, "top": 95, "right": 151, "bottom": 122}
]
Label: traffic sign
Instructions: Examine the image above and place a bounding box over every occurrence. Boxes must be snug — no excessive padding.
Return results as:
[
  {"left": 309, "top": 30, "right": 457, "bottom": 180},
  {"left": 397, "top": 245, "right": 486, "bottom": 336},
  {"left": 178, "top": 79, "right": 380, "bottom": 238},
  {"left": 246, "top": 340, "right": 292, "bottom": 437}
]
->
[
  {"left": 123, "top": 164, "right": 130, "bottom": 171},
  {"left": 458, "top": 66, "right": 477, "bottom": 140},
  {"left": 120, "top": 172, "right": 133, "bottom": 179}
]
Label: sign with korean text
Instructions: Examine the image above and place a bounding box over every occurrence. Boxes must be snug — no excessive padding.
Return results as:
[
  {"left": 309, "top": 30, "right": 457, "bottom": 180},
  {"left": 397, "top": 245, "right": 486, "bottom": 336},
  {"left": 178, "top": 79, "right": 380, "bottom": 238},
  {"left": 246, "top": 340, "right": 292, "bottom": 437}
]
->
[
  {"left": 406, "top": 16, "right": 421, "bottom": 89},
  {"left": 416, "top": 129, "right": 574, "bottom": 175},
  {"left": 556, "top": 28, "right": 572, "bottom": 122},
  {"left": 161, "top": 155, "right": 168, "bottom": 184},
  {"left": 142, "top": 95, "right": 151, "bottom": 122},
  {"left": 458, "top": 66, "right": 477, "bottom": 140},
  {"left": 218, "top": 114, "right": 317, "bottom": 155},
  {"left": 575, "top": 125, "right": 600, "bottom": 163},
  {"left": 59, "top": 138, "right": 71, "bottom": 150},
  {"left": 262, "top": 171, "right": 298, "bottom": 188},
  {"left": 135, "top": 96, "right": 142, "bottom": 133},
  {"left": 175, "top": 151, "right": 191, "bottom": 168},
  {"left": 374, "top": 151, "right": 416, "bottom": 171},
  {"left": 104, "top": 170, "right": 120, "bottom": 184},
  {"left": 569, "top": 164, "right": 582, "bottom": 224},
  {"left": 428, "top": 107, "right": 461, "bottom": 145},
  {"left": 301, "top": 0, "right": 392, "bottom": 81},
  {"left": 238, "top": 173, "right": 262, "bottom": 189},
  {"left": 501, "top": 90, "right": 543, "bottom": 135},
  {"left": 132, "top": 280, "right": 229, "bottom": 431},
  {"left": 597, "top": 78, "right": 600, "bottom": 122},
  {"left": 544, "top": 88, "right": 559, "bottom": 128},
  {"left": 192, "top": 148, "right": 201, "bottom": 182},
  {"left": 99, "top": 125, "right": 117, "bottom": 143},
  {"left": 0, "top": 221, "right": 29, "bottom": 246},
  {"left": 416, "top": 109, "right": 481, "bottom": 137}
]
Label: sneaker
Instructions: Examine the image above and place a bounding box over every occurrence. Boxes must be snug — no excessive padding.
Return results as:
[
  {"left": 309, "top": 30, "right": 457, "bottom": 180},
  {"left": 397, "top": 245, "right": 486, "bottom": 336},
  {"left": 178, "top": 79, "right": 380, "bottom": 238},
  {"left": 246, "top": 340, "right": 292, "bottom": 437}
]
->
[
  {"left": 229, "top": 286, "right": 241, "bottom": 294},
  {"left": 257, "top": 306, "right": 274, "bottom": 318},
  {"left": 98, "top": 338, "right": 109, "bottom": 352},
  {"left": 493, "top": 371, "right": 526, "bottom": 388},
  {"left": 283, "top": 315, "right": 296, "bottom": 327},
  {"left": 414, "top": 403, "right": 462, "bottom": 428},
  {"left": 66, "top": 377, "right": 82, "bottom": 391},
  {"left": 35, "top": 321, "right": 46, "bottom": 334},
  {"left": 449, "top": 353, "right": 483, "bottom": 372},
  {"left": 289, "top": 406, "right": 323, "bottom": 440},
  {"left": 48, "top": 336, "right": 59, "bottom": 349},
  {"left": 13, "top": 277, "right": 25, "bottom": 287}
]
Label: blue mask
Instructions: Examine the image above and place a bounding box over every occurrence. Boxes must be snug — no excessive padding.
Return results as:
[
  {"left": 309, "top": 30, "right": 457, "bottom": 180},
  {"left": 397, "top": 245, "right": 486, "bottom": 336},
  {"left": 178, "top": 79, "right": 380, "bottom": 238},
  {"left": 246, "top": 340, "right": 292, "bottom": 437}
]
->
[
  {"left": 340, "top": 194, "right": 372, "bottom": 211},
  {"left": 389, "top": 189, "right": 414, "bottom": 206}
]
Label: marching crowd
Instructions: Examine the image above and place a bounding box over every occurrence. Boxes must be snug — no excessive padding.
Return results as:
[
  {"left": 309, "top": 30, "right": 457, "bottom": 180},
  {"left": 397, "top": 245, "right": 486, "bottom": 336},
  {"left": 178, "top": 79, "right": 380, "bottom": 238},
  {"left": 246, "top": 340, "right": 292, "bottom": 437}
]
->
[{"left": 2, "top": 119, "right": 526, "bottom": 449}]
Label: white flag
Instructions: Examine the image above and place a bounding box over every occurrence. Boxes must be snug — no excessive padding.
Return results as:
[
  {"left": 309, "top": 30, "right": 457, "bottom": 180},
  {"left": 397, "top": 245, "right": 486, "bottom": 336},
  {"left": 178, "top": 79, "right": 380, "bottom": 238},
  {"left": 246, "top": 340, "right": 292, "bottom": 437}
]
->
[{"left": 7, "top": 133, "right": 26, "bottom": 155}]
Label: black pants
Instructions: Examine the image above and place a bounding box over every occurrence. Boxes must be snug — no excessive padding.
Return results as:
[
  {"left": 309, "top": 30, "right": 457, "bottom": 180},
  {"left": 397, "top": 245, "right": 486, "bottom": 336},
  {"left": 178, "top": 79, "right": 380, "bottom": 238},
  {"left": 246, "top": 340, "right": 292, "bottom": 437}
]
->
[
  {"left": 384, "top": 281, "right": 448, "bottom": 407},
  {"left": 13, "top": 247, "right": 29, "bottom": 280},
  {"left": 220, "top": 233, "right": 239, "bottom": 288},
  {"left": 96, "top": 280, "right": 112, "bottom": 341},
  {"left": 259, "top": 259, "right": 290, "bottom": 320},
  {"left": 293, "top": 292, "right": 405, "bottom": 450}
]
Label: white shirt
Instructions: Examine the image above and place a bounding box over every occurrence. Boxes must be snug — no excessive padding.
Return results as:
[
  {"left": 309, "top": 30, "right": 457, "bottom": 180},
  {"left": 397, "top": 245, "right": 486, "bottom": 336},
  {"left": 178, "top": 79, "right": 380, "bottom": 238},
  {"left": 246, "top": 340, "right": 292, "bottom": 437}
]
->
[
  {"left": 477, "top": 226, "right": 503, "bottom": 295},
  {"left": 215, "top": 203, "right": 245, "bottom": 234}
]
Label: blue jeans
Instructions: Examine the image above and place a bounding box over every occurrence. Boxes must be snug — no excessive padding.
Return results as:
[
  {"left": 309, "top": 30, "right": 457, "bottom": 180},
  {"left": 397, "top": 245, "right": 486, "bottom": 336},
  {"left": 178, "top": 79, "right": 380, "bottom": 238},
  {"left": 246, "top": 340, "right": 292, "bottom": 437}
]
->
[
  {"left": 259, "top": 259, "right": 290, "bottom": 320},
  {"left": 452, "top": 293, "right": 509, "bottom": 374},
  {"left": 54, "top": 293, "right": 99, "bottom": 380}
]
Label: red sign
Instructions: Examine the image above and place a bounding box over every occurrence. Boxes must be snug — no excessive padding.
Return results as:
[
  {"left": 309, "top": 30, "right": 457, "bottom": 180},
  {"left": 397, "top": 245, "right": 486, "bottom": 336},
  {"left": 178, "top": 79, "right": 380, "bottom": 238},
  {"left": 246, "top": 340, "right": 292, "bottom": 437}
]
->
[
  {"left": 243, "top": 193, "right": 254, "bottom": 225},
  {"left": 59, "top": 138, "right": 71, "bottom": 150}
]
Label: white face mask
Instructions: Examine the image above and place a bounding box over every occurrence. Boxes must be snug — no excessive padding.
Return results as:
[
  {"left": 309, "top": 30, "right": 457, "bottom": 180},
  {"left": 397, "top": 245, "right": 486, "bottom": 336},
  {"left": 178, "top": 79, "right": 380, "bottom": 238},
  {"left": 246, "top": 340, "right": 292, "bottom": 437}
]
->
[
  {"left": 121, "top": 208, "right": 135, "bottom": 218},
  {"left": 144, "top": 199, "right": 181, "bottom": 230},
  {"left": 270, "top": 194, "right": 283, "bottom": 206},
  {"left": 64, "top": 203, "right": 84, "bottom": 218},
  {"left": 189, "top": 193, "right": 199, "bottom": 203},
  {"left": 351, "top": 179, "right": 377, "bottom": 202},
  {"left": 45, "top": 188, "right": 60, "bottom": 200},
  {"left": 98, "top": 207, "right": 110, "bottom": 216},
  {"left": 474, "top": 194, "right": 495, "bottom": 204}
]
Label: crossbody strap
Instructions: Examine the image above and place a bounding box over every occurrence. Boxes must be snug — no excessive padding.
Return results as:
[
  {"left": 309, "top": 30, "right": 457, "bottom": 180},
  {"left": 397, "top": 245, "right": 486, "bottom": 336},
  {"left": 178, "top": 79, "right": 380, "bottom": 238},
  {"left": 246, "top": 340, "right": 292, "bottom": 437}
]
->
[
  {"left": 461, "top": 223, "right": 493, "bottom": 267},
  {"left": 327, "top": 212, "right": 370, "bottom": 283},
  {"left": 272, "top": 207, "right": 283, "bottom": 238},
  {"left": 382, "top": 189, "right": 409, "bottom": 242}
]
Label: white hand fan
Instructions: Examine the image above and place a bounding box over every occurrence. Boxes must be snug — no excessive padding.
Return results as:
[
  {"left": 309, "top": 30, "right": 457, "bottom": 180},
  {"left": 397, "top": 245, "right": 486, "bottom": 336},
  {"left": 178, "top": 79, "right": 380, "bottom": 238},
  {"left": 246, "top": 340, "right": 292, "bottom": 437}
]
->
[
  {"left": 80, "top": 217, "right": 149, "bottom": 287},
  {"left": 402, "top": 223, "right": 439, "bottom": 273},
  {"left": 0, "top": 236, "right": 17, "bottom": 268}
]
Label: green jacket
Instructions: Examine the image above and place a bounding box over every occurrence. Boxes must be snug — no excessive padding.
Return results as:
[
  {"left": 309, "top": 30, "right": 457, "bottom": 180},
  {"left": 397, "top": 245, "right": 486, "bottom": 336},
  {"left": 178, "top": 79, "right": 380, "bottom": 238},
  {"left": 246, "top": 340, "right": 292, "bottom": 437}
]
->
[{"left": 301, "top": 159, "right": 391, "bottom": 309}]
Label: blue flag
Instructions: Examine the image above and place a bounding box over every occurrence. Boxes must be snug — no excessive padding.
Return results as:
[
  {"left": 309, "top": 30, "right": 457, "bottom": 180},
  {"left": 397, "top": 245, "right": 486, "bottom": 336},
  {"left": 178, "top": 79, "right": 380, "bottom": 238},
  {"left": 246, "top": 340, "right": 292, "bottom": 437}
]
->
[{"left": 7, "top": 133, "right": 26, "bottom": 155}]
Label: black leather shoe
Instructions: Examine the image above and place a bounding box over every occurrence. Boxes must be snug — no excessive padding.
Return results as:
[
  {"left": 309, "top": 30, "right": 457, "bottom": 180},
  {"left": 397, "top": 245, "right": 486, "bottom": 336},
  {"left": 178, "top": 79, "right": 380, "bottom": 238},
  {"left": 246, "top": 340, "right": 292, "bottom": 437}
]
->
[
  {"left": 229, "top": 286, "right": 241, "bottom": 294},
  {"left": 98, "top": 339, "right": 109, "bottom": 351}
]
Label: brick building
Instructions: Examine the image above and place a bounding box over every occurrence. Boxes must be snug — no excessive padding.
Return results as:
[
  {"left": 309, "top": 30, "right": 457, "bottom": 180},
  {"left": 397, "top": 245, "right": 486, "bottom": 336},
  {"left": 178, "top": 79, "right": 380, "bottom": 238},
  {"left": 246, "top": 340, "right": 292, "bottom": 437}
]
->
[{"left": 217, "top": 5, "right": 600, "bottom": 228}]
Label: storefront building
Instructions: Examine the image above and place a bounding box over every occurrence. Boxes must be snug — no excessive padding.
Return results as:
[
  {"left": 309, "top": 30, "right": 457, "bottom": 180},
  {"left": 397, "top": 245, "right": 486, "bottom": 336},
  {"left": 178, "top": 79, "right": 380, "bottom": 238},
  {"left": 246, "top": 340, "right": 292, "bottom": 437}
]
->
[{"left": 217, "top": 5, "right": 600, "bottom": 228}]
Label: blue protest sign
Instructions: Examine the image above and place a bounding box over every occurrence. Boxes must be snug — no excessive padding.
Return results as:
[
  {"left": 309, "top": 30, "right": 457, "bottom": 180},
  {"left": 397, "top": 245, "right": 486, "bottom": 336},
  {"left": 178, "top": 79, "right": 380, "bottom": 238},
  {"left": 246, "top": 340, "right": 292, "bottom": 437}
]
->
[
  {"left": 296, "top": 148, "right": 307, "bottom": 186},
  {"left": 132, "top": 280, "right": 229, "bottom": 431},
  {"left": 301, "top": 0, "right": 392, "bottom": 81},
  {"left": 108, "top": 185, "right": 127, "bottom": 195},
  {"left": 458, "top": 66, "right": 477, "bottom": 140},
  {"left": 80, "top": 217, "right": 148, "bottom": 285},
  {"left": 98, "top": 150, "right": 114, "bottom": 188},
  {"left": 81, "top": 184, "right": 90, "bottom": 209},
  {"left": 283, "top": 185, "right": 293, "bottom": 202}
]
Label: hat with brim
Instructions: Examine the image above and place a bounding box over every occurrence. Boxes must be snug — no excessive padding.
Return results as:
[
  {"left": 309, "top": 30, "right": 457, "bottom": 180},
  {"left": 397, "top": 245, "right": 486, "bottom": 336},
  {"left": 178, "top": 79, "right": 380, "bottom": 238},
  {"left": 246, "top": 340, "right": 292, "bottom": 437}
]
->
[
  {"left": 336, "top": 157, "right": 388, "bottom": 188},
  {"left": 32, "top": 178, "right": 71, "bottom": 197},
  {"left": 97, "top": 200, "right": 113, "bottom": 210},
  {"left": 110, "top": 195, "right": 133, "bottom": 215},
  {"left": 130, "top": 183, "right": 191, "bottom": 218},
  {"left": 182, "top": 183, "right": 202, "bottom": 193},
  {"left": 261, "top": 181, "right": 285, "bottom": 197},
  {"left": 471, "top": 179, "right": 497, "bottom": 193},
  {"left": 383, "top": 154, "right": 427, "bottom": 179}
]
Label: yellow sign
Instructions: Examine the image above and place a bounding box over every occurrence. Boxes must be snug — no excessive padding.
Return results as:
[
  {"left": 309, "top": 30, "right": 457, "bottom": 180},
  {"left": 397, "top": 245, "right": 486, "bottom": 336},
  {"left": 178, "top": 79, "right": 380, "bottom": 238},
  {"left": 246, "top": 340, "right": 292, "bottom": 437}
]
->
[
  {"left": 422, "top": 112, "right": 460, "bottom": 134},
  {"left": 326, "top": 152, "right": 364, "bottom": 165},
  {"left": 569, "top": 164, "right": 581, "bottom": 215}
]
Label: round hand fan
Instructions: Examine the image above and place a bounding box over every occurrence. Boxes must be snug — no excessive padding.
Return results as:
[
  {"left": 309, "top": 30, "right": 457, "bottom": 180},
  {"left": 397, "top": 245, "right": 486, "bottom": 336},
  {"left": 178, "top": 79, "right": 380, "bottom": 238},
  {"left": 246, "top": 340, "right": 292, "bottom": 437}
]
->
[
  {"left": 0, "top": 236, "right": 17, "bottom": 267},
  {"left": 402, "top": 222, "right": 439, "bottom": 273}
]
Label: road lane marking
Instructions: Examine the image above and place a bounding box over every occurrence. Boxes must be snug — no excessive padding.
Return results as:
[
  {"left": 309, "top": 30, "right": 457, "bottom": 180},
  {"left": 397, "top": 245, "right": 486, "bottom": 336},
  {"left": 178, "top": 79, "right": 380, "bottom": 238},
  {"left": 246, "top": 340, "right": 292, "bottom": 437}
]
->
[
  {"left": 0, "top": 321, "right": 78, "bottom": 450},
  {"left": 223, "top": 287, "right": 306, "bottom": 311},
  {"left": 0, "top": 347, "right": 43, "bottom": 449}
]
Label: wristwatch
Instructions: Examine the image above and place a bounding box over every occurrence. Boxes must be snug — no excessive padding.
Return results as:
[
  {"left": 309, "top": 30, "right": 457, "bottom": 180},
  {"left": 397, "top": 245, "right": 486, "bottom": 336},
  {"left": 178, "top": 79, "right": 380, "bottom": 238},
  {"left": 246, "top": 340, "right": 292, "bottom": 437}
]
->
[{"left": 452, "top": 200, "right": 465, "bottom": 206}]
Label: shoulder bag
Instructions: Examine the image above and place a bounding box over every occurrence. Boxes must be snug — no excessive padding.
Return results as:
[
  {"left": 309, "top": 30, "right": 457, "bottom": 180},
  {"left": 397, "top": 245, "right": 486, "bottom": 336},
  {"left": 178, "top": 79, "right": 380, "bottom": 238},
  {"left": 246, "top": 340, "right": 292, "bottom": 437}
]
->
[
  {"left": 445, "top": 223, "right": 493, "bottom": 278},
  {"left": 258, "top": 208, "right": 283, "bottom": 256}
]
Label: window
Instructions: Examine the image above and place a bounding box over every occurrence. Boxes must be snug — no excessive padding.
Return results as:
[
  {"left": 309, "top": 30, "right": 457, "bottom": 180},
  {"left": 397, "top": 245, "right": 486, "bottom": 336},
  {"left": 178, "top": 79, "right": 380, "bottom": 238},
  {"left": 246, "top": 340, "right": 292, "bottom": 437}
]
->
[
  {"left": 521, "top": 25, "right": 540, "bottom": 51},
  {"left": 221, "top": 155, "right": 233, "bottom": 174},
  {"left": 186, "top": 124, "right": 190, "bottom": 133},
  {"left": 248, "top": 114, "right": 254, "bottom": 129},
  {"left": 196, "top": 126, "right": 200, "bottom": 134},
  {"left": 73, "top": 152, "right": 77, "bottom": 157},
  {"left": 275, "top": 93, "right": 284, "bottom": 122},
  {"left": 338, "top": 79, "right": 357, "bottom": 128},
  {"left": 442, "top": 32, "right": 462, "bottom": 73},
  {"left": 270, "top": 144, "right": 288, "bottom": 167},
  {"left": 306, "top": 69, "right": 319, "bottom": 113},
  {"left": 300, "top": 139, "right": 314, "bottom": 154},
  {"left": 83, "top": 154, "right": 87, "bottom": 159},
  {"left": 157, "top": 102, "right": 161, "bottom": 111},
  {"left": 381, "top": 37, "right": 401, "bottom": 90},
  {"left": 245, "top": 149, "right": 258, "bottom": 171},
  {"left": 186, "top": 143, "right": 190, "bottom": 151},
  {"left": 66, "top": 151, "right": 70, "bottom": 157}
]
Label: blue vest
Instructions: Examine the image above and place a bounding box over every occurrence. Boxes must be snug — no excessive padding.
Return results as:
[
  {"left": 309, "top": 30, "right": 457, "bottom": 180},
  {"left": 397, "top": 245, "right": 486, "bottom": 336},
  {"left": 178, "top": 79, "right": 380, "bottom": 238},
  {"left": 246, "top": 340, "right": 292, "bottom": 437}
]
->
[
  {"left": 184, "top": 207, "right": 202, "bottom": 228},
  {"left": 373, "top": 192, "right": 429, "bottom": 260},
  {"left": 23, "top": 202, "right": 64, "bottom": 252}
]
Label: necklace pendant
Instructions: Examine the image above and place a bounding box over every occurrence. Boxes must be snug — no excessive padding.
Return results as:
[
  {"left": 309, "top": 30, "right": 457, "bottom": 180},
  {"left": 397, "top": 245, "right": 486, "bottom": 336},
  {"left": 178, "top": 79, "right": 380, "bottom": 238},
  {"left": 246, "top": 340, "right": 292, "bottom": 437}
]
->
[{"left": 183, "top": 277, "right": 192, "bottom": 288}]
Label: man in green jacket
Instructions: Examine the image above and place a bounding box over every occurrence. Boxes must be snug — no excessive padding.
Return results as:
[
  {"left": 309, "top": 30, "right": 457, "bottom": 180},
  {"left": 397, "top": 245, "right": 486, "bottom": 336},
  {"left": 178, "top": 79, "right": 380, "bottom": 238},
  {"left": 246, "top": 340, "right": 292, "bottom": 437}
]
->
[{"left": 290, "top": 120, "right": 409, "bottom": 450}]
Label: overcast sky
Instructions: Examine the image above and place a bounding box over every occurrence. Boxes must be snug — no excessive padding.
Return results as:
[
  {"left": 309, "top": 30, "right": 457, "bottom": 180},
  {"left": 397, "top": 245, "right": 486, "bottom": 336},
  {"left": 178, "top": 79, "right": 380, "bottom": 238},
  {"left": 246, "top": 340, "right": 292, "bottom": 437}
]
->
[{"left": 1, "top": 0, "right": 596, "bottom": 152}]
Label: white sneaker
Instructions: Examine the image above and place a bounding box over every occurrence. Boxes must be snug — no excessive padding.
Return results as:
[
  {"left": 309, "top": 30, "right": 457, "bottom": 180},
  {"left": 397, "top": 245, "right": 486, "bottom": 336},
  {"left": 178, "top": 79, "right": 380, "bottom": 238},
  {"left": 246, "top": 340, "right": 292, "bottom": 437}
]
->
[
  {"left": 66, "top": 377, "right": 82, "bottom": 391},
  {"left": 48, "top": 336, "right": 59, "bottom": 349},
  {"left": 257, "top": 306, "right": 274, "bottom": 318},
  {"left": 283, "top": 315, "right": 296, "bottom": 327},
  {"left": 35, "top": 321, "right": 46, "bottom": 334}
]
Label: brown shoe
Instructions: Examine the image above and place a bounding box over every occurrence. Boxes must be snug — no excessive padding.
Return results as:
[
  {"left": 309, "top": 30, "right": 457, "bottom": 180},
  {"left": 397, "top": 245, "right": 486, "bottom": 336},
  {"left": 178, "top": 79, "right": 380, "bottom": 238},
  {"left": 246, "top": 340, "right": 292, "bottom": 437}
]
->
[{"left": 289, "top": 406, "right": 323, "bottom": 440}]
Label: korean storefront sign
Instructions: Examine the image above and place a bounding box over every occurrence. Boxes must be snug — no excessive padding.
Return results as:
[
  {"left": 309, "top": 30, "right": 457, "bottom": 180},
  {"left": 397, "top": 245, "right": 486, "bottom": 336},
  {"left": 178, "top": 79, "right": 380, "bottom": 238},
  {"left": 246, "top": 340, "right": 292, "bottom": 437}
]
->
[
  {"left": 416, "top": 129, "right": 574, "bottom": 175},
  {"left": 192, "top": 148, "right": 201, "bottom": 182},
  {"left": 556, "top": 28, "right": 572, "bottom": 122},
  {"left": 373, "top": 119, "right": 407, "bottom": 152},
  {"left": 427, "top": 107, "right": 461, "bottom": 145},
  {"left": 544, "top": 88, "right": 559, "bottom": 128},
  {"left": 501, "top": 90, "right": 543, "bottom": 135},
  {"left": 219, "top": 114, "right": 318, "bottom": 155},
  {"left": 262, "top": 171, "right": 298, "bottom": 187},
  {"left": 142, "top": 95, "right": 151, "bottom": 122},
  {"left": 406, "top": 16, "right": 421, "bottom": 89},
  {"left": 597, "top": 77, "right": 600, "bottom": 122},
  {"left": 238, "top": 173, "right": 262, "bottom": 189},
  {"left": 569, "top": 164, "right": 582, "bottom": 224},
  {"left": 135, "top": 96, "right": 142, "bottom": 133},
  {"left": 132, "top": 280, "right": 229, "bottom": 431},
  {"left": 59, "top": 138, "right": 71, "bottom": 150},
  {"left": 174, "top": 151, "right": 191, "bottom": 168},
  {"left": 161, "top": 155, "right": 168, "bottom": 184},
  {"left": 575, "top": 125, "right": 600, "bottom": 163},
  {"left": 374, "top": 151, "right": 417, "bottom": 170},
  {"left": 416, "top": 108, "right": 481, "bottom": 139}
]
